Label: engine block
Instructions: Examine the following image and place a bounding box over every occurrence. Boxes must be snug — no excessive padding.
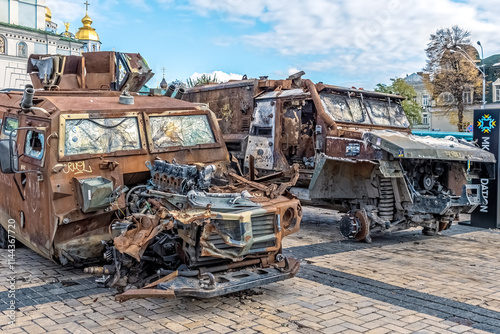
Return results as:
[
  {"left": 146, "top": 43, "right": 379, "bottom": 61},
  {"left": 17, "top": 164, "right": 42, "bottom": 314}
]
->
[{"left": 147, "top": 160, "right": 216, "bottom": 194}]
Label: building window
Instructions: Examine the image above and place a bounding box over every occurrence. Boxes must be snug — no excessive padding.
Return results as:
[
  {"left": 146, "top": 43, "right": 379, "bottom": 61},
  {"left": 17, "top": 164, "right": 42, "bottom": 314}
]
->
[
  {"left": 0, "top": 36, "right": 6, "bottom": 54},
  {"left": 422, "top": 94, "right": 429, "bottom": 107},
  {"left": 495, "top": 85, "right": 500, "bottom": 102},
  {"left": 463, "top": 89, "right": 473, "bottom": 104},
  {"left": 439, "top": 92, "right": 454, "bottom": 104},
  {"left": 17, "top": 42, "right": 27, "bottom": 57},
  {"left": 422, "top": 113, "right": 429, "bottom": 125}
]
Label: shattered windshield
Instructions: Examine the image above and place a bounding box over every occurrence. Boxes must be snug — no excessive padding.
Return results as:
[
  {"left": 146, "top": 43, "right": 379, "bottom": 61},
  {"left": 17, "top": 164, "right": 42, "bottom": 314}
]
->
[
  {"left": 365, "top": 100, "right": 410, "bottom": 127},
  {"left": 320, "top": 93, "right": 371, "bottom": 124},
  {"left": 64, "top": 117, "right": 141, "bottom": 156},
  {"left": 320, "top": 92, "right": 410, "bottom": 127},
  {"left": 150, "top": 114, "right": 215, "bottom": 148},
  {"left": 388, "top": 103, "right": 410, "bottom": 127},
  {"left": 364, "top": 100, "right": 391, "bottom": 126}
]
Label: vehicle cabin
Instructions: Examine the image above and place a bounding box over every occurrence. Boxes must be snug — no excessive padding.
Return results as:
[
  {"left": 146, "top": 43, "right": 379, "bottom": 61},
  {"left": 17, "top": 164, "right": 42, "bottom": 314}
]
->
[{"left": 0, "top": 90, "right": 229, "bottom": 264}]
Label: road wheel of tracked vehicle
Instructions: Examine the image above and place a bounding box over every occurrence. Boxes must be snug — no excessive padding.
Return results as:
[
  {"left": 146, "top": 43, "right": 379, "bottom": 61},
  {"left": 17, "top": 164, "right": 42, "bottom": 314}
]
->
[{"left": 0, "top": 225, "right": 9, "bottom": 249}]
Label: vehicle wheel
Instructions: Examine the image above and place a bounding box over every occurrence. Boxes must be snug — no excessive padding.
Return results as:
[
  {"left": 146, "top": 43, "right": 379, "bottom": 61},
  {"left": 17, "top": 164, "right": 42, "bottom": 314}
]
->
[
  {"left": 0, "top": 225, "right": 9, "bottom": 249},
  {"left": 422, "top": 226, "right": 437, "bottom": 236}
]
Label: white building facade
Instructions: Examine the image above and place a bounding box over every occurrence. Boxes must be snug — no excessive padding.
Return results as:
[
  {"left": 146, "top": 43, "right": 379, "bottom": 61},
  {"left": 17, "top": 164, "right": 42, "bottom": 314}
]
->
[{"left": 0, "top": 0, "right": 100, "bottom": 89}]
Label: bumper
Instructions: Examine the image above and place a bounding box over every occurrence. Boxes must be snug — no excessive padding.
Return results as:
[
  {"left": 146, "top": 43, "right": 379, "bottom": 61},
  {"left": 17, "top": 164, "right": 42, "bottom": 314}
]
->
[
  {"left": 412, "top": 184, "right": 483, "bottom": 215},
  {"left": 115, "top": 257, "right": 300, "bottom": 301}
]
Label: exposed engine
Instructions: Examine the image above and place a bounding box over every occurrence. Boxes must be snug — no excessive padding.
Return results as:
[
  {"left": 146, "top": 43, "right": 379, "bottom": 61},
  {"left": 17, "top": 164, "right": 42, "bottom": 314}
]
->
[
  {"left": 85, "top": 159, "right": 301, "bottom": 300},
  {"left": 147, "top": 160, "right": 216, "bottom": 194},
  {"left": 403, "top": 160, "right": 449, "bottom": 195},
  {"left": 340, "top": 158, "right": 484, "bottom": 242}
]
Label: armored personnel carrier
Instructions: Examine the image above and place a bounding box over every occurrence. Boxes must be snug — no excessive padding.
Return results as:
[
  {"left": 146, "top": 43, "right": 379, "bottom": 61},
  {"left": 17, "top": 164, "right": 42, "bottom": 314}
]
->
[
  {"left": 183, "top": 73, "right": 495, "bottom": 242},
  {"left": 0, "top": 52, "right": 301, "bottom": 300}
]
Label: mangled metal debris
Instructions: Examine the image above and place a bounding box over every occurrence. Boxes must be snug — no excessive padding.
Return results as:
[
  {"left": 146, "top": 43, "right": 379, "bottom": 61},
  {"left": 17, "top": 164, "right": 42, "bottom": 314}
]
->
[
  {"left": 183, "top": 73, "right": 496, "bottom": 242},
  {"left": 0, "top": 52, "right": 302, "bottom": 300}
]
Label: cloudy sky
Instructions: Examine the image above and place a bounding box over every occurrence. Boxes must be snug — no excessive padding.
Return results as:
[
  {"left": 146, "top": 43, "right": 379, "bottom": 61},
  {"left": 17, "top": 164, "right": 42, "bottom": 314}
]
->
[{"left": 45, "top": 0, "right": 500, "bottom": 89}]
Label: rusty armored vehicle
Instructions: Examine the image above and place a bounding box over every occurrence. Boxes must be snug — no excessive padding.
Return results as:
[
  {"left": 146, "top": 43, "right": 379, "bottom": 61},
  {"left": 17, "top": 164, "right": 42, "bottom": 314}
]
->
[
  {"left": 0, "top": 52, "right": 301, "bottom": 300},
  {"left": 183, "top": 73, "right": 496, "bottom": 242}
]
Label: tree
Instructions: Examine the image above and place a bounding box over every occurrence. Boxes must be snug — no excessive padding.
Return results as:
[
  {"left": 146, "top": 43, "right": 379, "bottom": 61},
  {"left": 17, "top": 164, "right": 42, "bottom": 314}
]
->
[
  {"left": 374, "top": 78, "right": 422, "bottom": 125},
  {"left": 186, "top": 74, "right": 220, "bottom": 88},
  {"left": 423, "top": 26, "right": 482, "bottom": 132}
]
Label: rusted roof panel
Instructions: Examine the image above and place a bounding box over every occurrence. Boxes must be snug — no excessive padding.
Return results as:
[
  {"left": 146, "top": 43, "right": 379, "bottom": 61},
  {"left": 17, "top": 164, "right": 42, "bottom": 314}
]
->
[
  {"left": 40, "top": 94, "right": 197, "bottom": 112},
  {"left": 185, "top": 80, "right": 258, "bottom": 93},
  {"left": 256, "top": 89, "right": 310, "bottom": 100},
  {"left": 317, "top": 83, "right": 405, "bottom": 100}
]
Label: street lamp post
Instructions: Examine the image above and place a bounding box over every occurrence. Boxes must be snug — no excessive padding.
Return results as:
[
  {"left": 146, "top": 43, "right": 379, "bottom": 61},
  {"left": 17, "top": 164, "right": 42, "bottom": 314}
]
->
[{"left": 477, "top": 41, "right": 486, "bottom": 109}]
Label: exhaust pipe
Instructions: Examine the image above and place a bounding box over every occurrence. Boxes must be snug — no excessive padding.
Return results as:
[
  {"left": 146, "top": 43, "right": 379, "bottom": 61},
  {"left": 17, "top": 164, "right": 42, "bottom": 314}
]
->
[
  {"left": 303, "top": 79, "right": 337, "bottom": 134},
  {"left": 173, "top": 87, "right": 185, "bottom": 100},
  {"left": 164, "top": 84, "right": 176, "bottom": 98},
  {"left": 20, "top": 84, "right": 35, "bottom": 110}
]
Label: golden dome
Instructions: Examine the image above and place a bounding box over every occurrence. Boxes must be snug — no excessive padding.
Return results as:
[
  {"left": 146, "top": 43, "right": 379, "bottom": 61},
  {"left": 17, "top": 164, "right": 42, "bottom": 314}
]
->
[
  {"left": 75, "top": 13, "right": 100, "bottom": 41},
  {"left": 45, "top": 7, "right": 52, "bottom": 21}
]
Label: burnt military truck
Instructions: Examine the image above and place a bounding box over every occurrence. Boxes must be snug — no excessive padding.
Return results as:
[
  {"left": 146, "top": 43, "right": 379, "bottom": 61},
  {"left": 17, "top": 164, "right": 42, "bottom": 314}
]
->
[
  {"left": 0, "top": 52, "right": 302, "bottom": 300},
  {"left": 183, "top": 74, "right": 496, "bottom": 242}
]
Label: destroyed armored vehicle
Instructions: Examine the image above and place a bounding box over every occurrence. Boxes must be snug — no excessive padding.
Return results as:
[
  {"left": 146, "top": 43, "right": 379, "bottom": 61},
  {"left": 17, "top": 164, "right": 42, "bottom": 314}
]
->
[
  {"left": 183, "top": 74, "right": 496, "bottom": 242},
  {"left": 0, "top": 52, "right": 301, "bottom": 300}
]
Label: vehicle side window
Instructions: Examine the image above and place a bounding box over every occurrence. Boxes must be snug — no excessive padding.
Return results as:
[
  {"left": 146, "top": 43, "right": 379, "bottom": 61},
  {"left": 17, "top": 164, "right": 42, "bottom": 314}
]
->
[
  {"left": 3, "top": 117, "right": 18, "bottom": 138},
  {"left": 25, "top": 131, "right": 45, "bottom": 160}
]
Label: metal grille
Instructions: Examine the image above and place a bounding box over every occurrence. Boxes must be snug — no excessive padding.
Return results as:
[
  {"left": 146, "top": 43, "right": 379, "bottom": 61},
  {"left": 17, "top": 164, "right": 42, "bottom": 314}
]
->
[{"left": 207, "top": 214, "right": 276, "bottom": 253}]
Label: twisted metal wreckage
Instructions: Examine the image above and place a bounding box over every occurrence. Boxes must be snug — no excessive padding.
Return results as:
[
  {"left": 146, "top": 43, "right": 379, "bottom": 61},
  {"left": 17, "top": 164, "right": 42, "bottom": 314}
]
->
[
  {"left": 183, "top": 72, "right": 496, "bottom": 242},
  {"left": 0, "top": 52, "right": 301, "bottom": 301}
]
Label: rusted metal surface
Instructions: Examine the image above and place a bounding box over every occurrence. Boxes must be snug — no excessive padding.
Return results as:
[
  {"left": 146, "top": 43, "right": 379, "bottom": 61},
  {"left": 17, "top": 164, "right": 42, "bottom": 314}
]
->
[
  {"left": 115, "top": 289, "right": 176, "bottom": 301},
  {"left": 184, "top": 72, "right": 496, "bottom": 242},
  {"left": 27, "top": 52, "right": 153, "bottom": 92},
  {"left": 304, "top": 79, "right": 337, "bottom": 134},
  {"left": 183, "top": 80, "right": 259, "bottom": 135},
  {"left": 143, "top": 270, "right": 178, "bottom": 289},
  {"left": 0, "top": 53, "right": 302, "bottom": 300}
]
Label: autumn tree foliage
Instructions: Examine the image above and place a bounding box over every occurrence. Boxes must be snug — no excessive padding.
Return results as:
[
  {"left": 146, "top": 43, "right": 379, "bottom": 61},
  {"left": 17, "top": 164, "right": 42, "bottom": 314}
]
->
[{"left": 424, "top": 26, "right": 482, "bottom": 132}]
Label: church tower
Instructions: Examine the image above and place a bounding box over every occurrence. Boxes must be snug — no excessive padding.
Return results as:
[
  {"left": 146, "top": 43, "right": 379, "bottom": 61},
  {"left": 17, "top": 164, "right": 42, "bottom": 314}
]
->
[
  {"left": 75, "top": 1, "right": 101, "bottom": 52},
  {"left": 45, "top": 6, "right": 58, "bottom": 33}
]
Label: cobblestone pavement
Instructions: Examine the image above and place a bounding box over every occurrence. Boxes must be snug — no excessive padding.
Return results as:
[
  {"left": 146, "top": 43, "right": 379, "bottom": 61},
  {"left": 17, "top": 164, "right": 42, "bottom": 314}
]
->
[{"left": 1, "top": 207, "right": 500, "bottom": 334}]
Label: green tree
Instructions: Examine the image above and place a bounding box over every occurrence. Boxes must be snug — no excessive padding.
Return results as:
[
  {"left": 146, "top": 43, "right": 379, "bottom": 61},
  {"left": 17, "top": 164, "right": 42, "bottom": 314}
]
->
[
  {"left": 186, "top": 74, "right": 220, "bottom": 87},
  {"left": 374, "top": 78, "right": 422, "bottom": 125},
  {"left": 423, "top": 25, "right": 482, "bottom": 132}
]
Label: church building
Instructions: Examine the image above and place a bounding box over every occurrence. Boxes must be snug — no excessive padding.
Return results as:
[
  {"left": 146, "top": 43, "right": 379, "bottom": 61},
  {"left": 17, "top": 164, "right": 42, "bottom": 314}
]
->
[{"left": 0, "top": 0, "right": 101, "bottom": 89}]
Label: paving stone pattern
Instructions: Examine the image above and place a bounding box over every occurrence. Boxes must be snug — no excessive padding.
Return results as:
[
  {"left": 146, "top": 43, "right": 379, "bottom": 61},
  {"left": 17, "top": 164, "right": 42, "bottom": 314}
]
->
[{"left": 1, "top": 208, "right": 499, "bottom": 334}]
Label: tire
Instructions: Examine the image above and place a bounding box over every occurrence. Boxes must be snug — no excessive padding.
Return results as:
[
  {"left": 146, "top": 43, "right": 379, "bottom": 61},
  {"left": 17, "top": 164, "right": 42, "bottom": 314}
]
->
[
  {"left": 422, "top": 226, "right": 437, "bottom": 236},
  {"left": 0, "top": 224, "right": 9, "bottom": 249}
]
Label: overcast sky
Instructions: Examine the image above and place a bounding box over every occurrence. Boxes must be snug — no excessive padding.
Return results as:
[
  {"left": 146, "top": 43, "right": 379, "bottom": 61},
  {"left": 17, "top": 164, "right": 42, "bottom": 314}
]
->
[{"left": 45, "top": 0, "right": 500, "bottom": 89}]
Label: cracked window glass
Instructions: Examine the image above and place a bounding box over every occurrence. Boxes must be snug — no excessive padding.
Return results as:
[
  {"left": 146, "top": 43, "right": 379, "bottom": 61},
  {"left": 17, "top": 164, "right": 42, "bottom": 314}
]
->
[
  {"left": 388, "top": 103, "right": 410, "bottom": 127},
  {"left": 320, "top": 93, "right": 371, "bottom": 124},
  {"left": 364, "top": 100, "right": 409, "bottom": 127},
  {"left": 64, "top": 117, "right": 141, "bottom": 156},
  {"left": 364, "top": 100, "right": 392, "bottom": 126},
  {"left": 25, "top": 131, "right": 44, "bottom": 160},
  {"left": 150, "top": 115, "right": 215, "bottom": 148}
]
